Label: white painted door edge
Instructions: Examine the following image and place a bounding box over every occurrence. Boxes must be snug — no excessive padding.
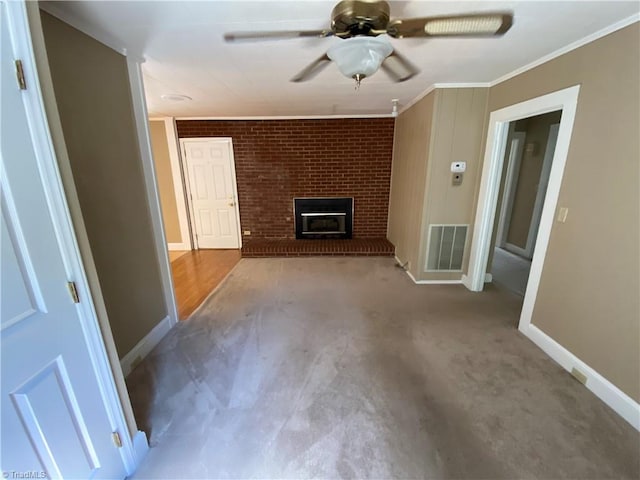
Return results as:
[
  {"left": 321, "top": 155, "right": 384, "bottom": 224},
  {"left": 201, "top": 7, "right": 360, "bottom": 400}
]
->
[
  {"left": 7, "top": 1, "right": 147, "bottom": 472},
  {"left": 179, "top": 137, "right": 243, "bottom": 250}
]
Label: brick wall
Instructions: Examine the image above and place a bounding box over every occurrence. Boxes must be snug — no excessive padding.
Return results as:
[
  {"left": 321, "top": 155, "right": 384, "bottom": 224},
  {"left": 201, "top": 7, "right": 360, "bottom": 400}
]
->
[{"left": 176, "top": 119, "right": 395, "bottom": 240}]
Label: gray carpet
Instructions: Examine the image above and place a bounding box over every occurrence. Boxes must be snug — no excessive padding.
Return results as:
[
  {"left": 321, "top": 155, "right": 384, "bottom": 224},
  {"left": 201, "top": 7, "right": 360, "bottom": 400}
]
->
[
  {"left": 127, "top": 257, "right": 639, "bottom": 479},
  {"left": 491, "top": 247, "right": 531, "bottom": 297}
]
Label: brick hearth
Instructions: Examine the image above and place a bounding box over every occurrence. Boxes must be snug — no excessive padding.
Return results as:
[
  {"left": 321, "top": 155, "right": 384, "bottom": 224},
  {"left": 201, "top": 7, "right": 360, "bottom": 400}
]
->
[{"left": 241, "top": 238, "right": 394, "bottom": 257}]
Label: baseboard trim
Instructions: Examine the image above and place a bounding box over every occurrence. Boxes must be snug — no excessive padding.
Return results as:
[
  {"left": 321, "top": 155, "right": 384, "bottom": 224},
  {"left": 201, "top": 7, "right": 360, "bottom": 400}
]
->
[
  {"left": 462, "top": 273, "right": 493, "bottom": 289},
  {"left": 130, "top": 430, "right": 149, "bottom": 474},
  {"left": 394, "top": 255, "right": 464, "bottom": 284},
  {"left": 521, "top": 323, "right": 640, "bottom": 431},
  {"left": 168, "top": 242, "right": 190, "bottom": 251},
  {"left": 120, "top": 315, "right": 172, "bottom": 376},
  {"left": 504, "top": 242, "right": 528, "bottom": 259}
]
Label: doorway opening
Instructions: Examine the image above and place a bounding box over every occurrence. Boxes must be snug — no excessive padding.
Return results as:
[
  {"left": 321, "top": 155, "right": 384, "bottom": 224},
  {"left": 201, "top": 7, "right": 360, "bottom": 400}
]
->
[
  {"left": 148, "top": 123, "right": 242, "bottom": 320},
  {"left": 490, "top": 110, "right": 562, "bottom": 296},
  {"left": 464, "top": 85, "right": 580, "bottom": 334}
]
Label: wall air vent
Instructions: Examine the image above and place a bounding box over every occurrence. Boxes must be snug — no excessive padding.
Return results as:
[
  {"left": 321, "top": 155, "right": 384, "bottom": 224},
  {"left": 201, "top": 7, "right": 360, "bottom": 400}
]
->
[{"left": 425, "top": 224, "right": 468, "bottom": 272}]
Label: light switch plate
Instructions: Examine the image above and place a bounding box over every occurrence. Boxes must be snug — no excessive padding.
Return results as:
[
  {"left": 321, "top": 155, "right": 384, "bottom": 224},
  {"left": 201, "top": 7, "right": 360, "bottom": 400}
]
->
[{"left": 557, "top": 207, "right": 569, "bottom": 223}]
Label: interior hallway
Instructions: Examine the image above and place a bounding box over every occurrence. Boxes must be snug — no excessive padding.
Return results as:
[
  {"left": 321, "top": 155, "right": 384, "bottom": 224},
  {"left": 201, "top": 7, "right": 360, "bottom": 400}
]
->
[
  {"left": 491, "top": 247, "right": 532, "bottom": 297},
  {"left": 127, "top": 257, "right": 639, "bottom": 479},
  {"left": 170, "top": 249, "right": 241, "bottom": 320}
]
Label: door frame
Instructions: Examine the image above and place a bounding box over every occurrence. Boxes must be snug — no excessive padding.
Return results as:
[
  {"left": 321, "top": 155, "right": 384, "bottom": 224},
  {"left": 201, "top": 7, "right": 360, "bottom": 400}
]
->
[
  {"left": 149, "top": 117, "right": 193, "bottom": 251},
  {"left": 6, "top": 1, "right": 146, "bottom": 473},
  {"left": 496, "top": 131, "right": 526, "bottom": 252},
  {"left": 179, "top": 137, "right": 242, "bottom": 249},
  {"left": 463, "top": 86, "right": 580, "bottom": 335},
  {"left": 524, "top": 122, "right": 560, "bottom": 258}
]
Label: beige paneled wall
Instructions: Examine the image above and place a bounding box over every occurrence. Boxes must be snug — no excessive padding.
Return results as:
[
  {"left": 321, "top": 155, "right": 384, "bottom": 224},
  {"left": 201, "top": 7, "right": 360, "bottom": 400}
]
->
[
  {"left": 149, "top": 120, "right": 182, "bottom": 244},
  {"left": 389, "top": 88, "right": 488, "bottom": 281},
  {"left": 40, "top": 12, "right": 167, "bottom": 358},
  {"left": 489, "top": 23, "right": 640, "bottom": 401},
  {"left": 418, "top": 88, "right": 488, "bottom": 281},
  {"left": 387, "top": 91, "right": 434, "bottom": 277}
]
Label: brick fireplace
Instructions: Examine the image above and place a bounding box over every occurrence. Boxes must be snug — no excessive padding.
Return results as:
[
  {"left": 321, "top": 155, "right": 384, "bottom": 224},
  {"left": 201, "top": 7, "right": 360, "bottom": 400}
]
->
[
  {"left": 176, "top": 118, "right": 394, "bottom": 242},
  {"left": 294, "top": 197, "right": 353, "bottom": 239}
]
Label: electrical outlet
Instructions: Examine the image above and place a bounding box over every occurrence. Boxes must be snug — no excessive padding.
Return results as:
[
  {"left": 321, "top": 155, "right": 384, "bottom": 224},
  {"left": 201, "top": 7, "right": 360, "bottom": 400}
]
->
[
  {"left": 570, "top": 367, "right": 587, "bottom": 385},
  {"left": 243, "top": 230, "right": 251, "bottom": 236}
]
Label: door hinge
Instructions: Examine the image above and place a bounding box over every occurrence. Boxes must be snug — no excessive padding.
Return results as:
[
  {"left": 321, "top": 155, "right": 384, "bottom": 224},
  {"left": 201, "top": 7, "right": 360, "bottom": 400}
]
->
[
  {"left": 111, "top": 431, "right": 123, "bottom": 448},
  {"left": 67, "top": 281, "right": 80, "bottom": 303},
  {"left": 15, "top": 60, "right": 27, "bottom": 90}
]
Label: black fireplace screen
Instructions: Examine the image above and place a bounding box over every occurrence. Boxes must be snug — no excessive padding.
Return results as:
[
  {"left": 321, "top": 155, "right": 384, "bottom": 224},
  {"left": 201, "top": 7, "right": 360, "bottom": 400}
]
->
[{"left": 294, "top": 198, "right": 353, "bottom": 239}]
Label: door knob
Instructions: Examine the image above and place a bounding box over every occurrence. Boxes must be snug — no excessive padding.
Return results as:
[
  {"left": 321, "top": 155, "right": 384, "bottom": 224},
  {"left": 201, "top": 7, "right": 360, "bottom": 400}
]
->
[{"left": 228, "top": 202, "right": 235, "bottom": 206}]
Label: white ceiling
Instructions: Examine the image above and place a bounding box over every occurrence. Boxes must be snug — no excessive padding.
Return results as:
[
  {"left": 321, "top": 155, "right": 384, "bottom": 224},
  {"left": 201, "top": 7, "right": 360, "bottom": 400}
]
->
[{"left": 43, "top": 1, "right": 639, "bottom": 117}]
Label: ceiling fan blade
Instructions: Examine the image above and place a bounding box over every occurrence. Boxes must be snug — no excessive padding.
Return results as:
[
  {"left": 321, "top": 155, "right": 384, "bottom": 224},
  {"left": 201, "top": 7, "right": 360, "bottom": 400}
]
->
[
  {"left": 224, "top": 30, "right": 333, "bottom": 42},
  {"left": 381, "top": 49, "right": 419, "bottom": 82},
  {"left": 387, "top": 13, "right": 513, "bottom": 39},
  {"left": 291, "top": 54, "right": 332, "bottom": 82}
]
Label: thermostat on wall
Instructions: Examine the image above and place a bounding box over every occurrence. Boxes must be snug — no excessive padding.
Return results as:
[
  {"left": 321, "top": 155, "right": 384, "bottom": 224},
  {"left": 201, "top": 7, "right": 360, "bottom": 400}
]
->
[{"left": 451, "top": 162, "right": 466, "bottom": 173}]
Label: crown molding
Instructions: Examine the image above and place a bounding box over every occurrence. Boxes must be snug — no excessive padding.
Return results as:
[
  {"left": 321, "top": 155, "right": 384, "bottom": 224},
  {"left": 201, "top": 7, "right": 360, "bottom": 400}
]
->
[
  {"left": 397, "top": 85, "right": 436, "bottom": 115},
  {"left": 398, "top": 83, "right": 491, "bottom": 115},
  {"left": 400, "top": 13, "right": 640, "bottom": 116},
  {"left": 489, "top": 12, "right": 640, "bottom": 87},
  {"left": 40, "top": 3, "right": 639, "bottom": 119}
]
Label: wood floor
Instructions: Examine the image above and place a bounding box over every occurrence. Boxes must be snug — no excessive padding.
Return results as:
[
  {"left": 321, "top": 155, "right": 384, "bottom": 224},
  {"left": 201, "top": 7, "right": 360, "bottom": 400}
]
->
[{"left": 170, "top": 249, "right": 241, "bottom": 320}]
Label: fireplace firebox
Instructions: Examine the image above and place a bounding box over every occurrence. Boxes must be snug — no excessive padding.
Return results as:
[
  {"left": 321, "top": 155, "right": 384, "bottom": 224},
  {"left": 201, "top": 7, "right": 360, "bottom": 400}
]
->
[{"left": 294, "top": 197, "right": 353, "bottom": 239}]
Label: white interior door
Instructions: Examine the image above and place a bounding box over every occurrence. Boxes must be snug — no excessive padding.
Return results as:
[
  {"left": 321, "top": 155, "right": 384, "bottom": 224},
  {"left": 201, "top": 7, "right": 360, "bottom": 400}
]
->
[
  {"left": 182, "top": 139, "right": 240, "bottom": 249},
  {"left": 1, "top": 5, "right": 126, "bottom": 477}
]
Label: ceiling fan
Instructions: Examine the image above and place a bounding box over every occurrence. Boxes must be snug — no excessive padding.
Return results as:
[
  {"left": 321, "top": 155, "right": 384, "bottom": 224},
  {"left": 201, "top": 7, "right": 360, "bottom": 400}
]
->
[{"left": 224, "top": 0, "right": 513, "bottom": 87}]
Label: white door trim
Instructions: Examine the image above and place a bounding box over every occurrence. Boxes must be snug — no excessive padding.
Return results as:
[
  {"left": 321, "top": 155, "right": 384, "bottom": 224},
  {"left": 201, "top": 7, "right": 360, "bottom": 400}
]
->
[
  {"left": 496, "top": 131, "right": 526, "bottom": 249},
  {"left": 6, "top": 1, "right": 146, "bottom": 472},
  {"left": 464, "top": 85, "right": 580, "bottom": 294},
  {"left": 463, "top": 86, "right": 640, "bottom": 429},
  {"left": 161, "top": 117, "right": 192, "bottom": 251},
  {"left": 525, "top": 122, "right": 560, "bottom": 258},
  {"left": 126, "top": 60, "right": 179, "bottom": 329},
  {"left": 179, "top": 137, "right": 242, "bottom": 249}
]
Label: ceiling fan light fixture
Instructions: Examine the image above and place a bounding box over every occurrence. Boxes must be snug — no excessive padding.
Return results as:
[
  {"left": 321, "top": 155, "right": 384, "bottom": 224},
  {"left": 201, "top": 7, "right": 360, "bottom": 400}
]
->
[
  {"left": 424, "top": 15, "right": 504, "bottom": 35},
  {"left": 327, "top": 35, "right": 393, "bottom": 85}
]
